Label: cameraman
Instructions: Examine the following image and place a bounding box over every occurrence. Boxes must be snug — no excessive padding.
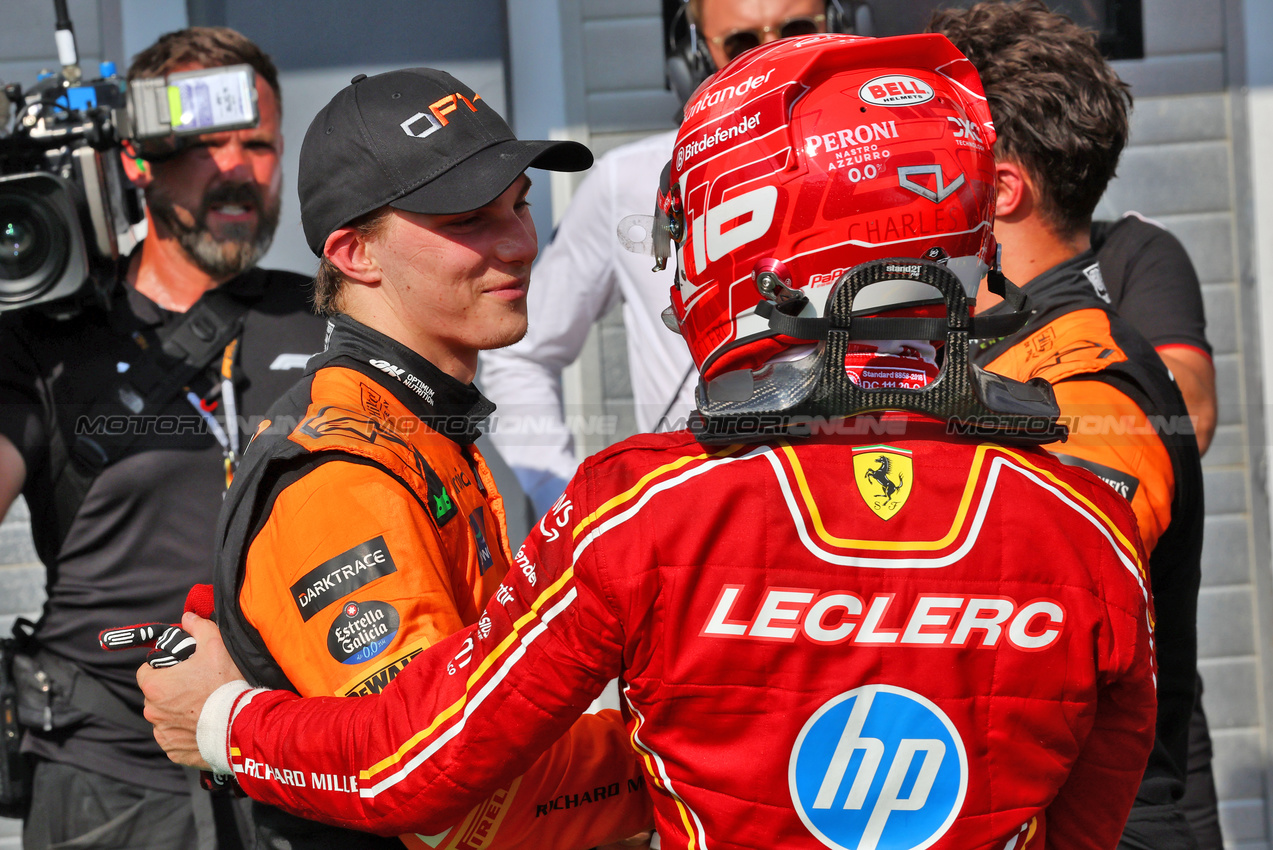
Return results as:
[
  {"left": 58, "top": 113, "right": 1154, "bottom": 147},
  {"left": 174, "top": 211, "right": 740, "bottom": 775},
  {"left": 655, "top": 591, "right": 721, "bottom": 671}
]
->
[{"left": 0, "top": 27, "right": 325, "bottom": 850}]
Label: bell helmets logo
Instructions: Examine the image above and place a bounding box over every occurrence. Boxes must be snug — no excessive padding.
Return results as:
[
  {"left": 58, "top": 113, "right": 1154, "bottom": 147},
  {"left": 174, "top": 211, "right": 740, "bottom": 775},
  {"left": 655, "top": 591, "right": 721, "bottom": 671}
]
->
[
  {"left": 860, "top": 75, "right": 934, "bottom": 107},
  {"left": 789, "top": 685, "right": 967, "bottom": 850},
  {"left": 401, "top": 91, "right": 483, "bottom": 139}
]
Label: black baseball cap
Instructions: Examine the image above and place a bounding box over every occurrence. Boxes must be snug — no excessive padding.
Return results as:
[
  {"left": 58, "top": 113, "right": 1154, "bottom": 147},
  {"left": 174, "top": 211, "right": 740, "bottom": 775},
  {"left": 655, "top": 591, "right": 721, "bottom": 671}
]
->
[{"left": 298, "top": 68, "right": 593, "bottom": 256}]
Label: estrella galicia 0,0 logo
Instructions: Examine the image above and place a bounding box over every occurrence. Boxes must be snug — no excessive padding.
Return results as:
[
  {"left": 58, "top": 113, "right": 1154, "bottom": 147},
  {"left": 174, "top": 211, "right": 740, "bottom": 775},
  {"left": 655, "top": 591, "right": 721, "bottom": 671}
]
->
[
  {"left": 789, "top": 685, "right": 967, "bottom": 850},
  {"left": 327, "top": 600, "right": 400, "bottom": 665}
]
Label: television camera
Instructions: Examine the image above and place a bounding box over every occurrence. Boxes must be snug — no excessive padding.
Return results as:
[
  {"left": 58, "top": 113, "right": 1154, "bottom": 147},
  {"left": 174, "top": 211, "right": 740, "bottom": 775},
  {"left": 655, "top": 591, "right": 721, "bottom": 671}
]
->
[{"left": 0, "top": 0, "right": 259, "bottom": 317}]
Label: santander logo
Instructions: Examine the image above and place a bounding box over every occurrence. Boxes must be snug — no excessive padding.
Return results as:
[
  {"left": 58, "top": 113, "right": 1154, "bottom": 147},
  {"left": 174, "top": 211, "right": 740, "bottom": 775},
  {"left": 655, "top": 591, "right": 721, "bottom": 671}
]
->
[{"left": 860, "top": 75, "right": 935, "bottom": 107}]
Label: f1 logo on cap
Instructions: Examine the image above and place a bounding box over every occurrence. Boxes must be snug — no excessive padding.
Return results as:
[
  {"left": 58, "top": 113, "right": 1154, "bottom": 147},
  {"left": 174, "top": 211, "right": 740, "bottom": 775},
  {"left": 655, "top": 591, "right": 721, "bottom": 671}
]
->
[
  {"left": 789, "top": 685, "right": 967, "bottom": 850},
  {"left": 400, "top": 92, "right": 483, "bottom": 139}
]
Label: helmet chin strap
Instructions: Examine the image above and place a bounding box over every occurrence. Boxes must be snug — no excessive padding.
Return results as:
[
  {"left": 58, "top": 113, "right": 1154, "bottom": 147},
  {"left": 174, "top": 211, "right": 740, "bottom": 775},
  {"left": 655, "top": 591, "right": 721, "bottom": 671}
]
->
[{"left": 692, "top": 258, "right": 1069, "bottom": 445}]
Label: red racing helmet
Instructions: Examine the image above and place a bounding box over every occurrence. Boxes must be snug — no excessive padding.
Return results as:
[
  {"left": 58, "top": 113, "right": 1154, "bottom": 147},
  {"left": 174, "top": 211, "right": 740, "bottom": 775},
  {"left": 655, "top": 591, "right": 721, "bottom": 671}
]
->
[{"left": 661, "top": 32, "right": 997, "bottom": 385}]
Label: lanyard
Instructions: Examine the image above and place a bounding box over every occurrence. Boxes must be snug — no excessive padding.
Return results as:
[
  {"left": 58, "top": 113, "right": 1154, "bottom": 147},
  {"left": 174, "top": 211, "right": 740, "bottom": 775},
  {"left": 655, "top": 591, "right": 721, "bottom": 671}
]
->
[{"left": 184, "top": 337, "right": 241, "bottom": 491}]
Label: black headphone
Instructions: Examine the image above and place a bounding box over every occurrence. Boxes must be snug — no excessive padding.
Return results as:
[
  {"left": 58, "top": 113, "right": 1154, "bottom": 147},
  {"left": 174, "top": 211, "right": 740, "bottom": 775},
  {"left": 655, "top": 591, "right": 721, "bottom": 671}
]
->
[{"left": 664, "top": 0, "right": 869, "bottom": 107}]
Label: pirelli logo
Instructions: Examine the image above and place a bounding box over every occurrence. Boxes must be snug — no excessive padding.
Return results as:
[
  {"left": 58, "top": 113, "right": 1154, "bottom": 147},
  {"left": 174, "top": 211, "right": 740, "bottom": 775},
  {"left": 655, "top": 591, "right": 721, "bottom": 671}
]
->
[
  {"left": 447, "top": 778, "right": 520, "bottom": 850},
  {"left": 343, "top": 647, "right": 423, "bottom": 697}
]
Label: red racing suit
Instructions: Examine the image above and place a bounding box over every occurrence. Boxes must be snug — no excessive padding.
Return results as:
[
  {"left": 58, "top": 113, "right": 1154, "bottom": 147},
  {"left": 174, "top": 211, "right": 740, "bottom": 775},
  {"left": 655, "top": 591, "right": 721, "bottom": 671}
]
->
[{"left": 211, "top": 418, "right": 1158, "bottom": 850}]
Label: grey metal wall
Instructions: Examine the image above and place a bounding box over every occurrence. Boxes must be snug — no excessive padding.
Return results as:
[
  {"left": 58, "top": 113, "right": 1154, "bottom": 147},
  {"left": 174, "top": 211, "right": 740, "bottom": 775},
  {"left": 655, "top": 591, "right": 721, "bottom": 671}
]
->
[
  {"left": 547, "top": 1, "right": 1273, "bottom": 848},
  {"left": 1095, "top": 87, "right": 1269, "bottom": 846},
  {"left": 533, "top": 0, "right": 677, "bottom": 456},
  {"left": 1105, "top": 1, "right": 1269, "bottom": 845}
]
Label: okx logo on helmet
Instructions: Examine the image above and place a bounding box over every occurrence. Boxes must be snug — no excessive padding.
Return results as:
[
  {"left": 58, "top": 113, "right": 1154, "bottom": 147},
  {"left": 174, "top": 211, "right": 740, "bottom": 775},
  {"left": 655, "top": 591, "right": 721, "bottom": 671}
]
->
[{"left": 657, "top": 33, "right": 1062, "bottom": 444}]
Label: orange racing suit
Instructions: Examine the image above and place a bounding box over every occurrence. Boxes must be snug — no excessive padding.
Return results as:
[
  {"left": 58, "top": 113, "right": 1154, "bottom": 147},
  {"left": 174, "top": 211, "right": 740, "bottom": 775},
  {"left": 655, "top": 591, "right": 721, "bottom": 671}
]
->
[
  {"left": 213, "top": 315, "right": 649, "bottom": 850},
  {"left": 976, "top": 249, "right": 1204, "bottom": 831}
]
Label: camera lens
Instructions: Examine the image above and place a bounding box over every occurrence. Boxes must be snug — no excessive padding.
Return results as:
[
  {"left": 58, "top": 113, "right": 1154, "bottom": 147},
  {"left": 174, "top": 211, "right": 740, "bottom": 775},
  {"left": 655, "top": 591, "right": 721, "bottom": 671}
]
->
[
  {"left": 0, "top": 193, "right": 69, "bottom": 302},
  {"left": 1, "top": 211, "right": 49, "bottom": 279}
]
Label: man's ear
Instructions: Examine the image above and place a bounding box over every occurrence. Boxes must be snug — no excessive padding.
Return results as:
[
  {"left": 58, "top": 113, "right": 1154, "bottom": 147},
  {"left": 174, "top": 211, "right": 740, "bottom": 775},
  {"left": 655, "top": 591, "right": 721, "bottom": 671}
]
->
[
  {"left": 324, "top": 227, "right": 383, "bottom": 286},
  {"left": 994, "top": 160, "right": 1031, "bottom": 221},
  {"left": 120, "top": 144, "right": 151, "bottom": 187}
]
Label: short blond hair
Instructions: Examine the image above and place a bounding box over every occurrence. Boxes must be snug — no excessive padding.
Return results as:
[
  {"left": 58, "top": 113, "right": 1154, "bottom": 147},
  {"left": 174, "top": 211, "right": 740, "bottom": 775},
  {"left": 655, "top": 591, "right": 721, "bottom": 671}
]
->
[{"left": 311, "top": 207, "right": 393, "bottom": 316}]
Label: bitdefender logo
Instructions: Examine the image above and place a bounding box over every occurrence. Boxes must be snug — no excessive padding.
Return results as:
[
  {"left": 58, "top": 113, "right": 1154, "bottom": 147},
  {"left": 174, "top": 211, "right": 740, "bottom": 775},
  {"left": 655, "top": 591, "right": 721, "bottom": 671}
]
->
[
  {"left": 676, "top": 111, "right": 762, "bottom": 169},
  {"left": 789, "top": 685, "right": 967, "bottom": 850}
]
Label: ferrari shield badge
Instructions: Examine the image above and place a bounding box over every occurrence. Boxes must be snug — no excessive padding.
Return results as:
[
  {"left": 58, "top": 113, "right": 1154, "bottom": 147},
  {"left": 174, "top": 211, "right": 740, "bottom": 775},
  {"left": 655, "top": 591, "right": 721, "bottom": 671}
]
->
[{"left": 853, "top": 445, "right": 913, "bottom": 520}]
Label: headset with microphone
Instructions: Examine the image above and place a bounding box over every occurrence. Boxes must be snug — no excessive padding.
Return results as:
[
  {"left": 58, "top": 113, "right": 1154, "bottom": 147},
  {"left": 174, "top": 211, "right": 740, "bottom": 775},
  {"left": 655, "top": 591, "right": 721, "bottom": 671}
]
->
[
  {"left": 664, "top": 0, "right": 871, "bottom": 106},
  {"left": 655, "top": 0, "right": 873, "bottom": 430}
]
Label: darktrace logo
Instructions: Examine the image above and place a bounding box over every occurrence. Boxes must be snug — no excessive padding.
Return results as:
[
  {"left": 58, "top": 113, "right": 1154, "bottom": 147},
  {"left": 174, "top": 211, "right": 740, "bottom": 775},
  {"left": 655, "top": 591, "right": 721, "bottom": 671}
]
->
[{"left": 291, "top": 536, "right": 398, "bottom": 621}]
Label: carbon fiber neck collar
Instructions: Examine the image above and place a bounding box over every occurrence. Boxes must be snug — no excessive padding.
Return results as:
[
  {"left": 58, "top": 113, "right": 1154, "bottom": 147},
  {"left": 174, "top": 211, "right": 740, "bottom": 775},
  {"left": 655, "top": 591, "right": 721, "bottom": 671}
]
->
[{"left": 692, "top": 258, "right": 1069, "bottom": 446}]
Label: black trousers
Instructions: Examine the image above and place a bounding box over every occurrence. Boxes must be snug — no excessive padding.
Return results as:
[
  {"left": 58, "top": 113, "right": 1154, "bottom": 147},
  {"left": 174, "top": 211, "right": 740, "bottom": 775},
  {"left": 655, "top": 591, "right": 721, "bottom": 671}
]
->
[
  {"left": 1120, "top": 674, "right": 1222, "bottom": 850},
  {"left": 23, "top": 758, "right": 248, "bottom": 850},
  {"left": 1180, "top": 677, "right": 1223, "bottom": 850}
]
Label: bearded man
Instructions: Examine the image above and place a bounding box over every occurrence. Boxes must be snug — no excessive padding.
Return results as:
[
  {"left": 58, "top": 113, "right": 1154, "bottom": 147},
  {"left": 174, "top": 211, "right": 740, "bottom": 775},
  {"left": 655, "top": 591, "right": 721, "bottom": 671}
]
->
[{"left": 0, "top": 26, "right": 326, "bottom": 850}]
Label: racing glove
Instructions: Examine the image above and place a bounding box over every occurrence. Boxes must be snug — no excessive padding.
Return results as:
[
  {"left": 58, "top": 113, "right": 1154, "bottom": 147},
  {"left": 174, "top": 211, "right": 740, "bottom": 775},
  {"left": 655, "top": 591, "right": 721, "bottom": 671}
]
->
[
  {"left": 98, "top": 583, "right": 214, "bottom": 668},
  {"left": 98, "top": 583, "right": 242, "bottom": 794}
]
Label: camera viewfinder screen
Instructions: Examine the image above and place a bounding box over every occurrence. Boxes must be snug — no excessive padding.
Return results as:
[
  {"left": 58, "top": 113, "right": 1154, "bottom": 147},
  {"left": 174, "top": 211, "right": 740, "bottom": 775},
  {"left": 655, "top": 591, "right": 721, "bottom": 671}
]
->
[{"left": 166, "top": 65, "right": 258, "bottom": 136}]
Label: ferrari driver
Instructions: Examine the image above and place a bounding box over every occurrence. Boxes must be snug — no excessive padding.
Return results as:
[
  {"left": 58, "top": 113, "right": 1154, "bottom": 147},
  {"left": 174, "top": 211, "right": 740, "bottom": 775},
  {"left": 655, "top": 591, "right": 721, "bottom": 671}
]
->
[{"left": 140, "top": 34, "right": 1158, "bottom": 850}]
